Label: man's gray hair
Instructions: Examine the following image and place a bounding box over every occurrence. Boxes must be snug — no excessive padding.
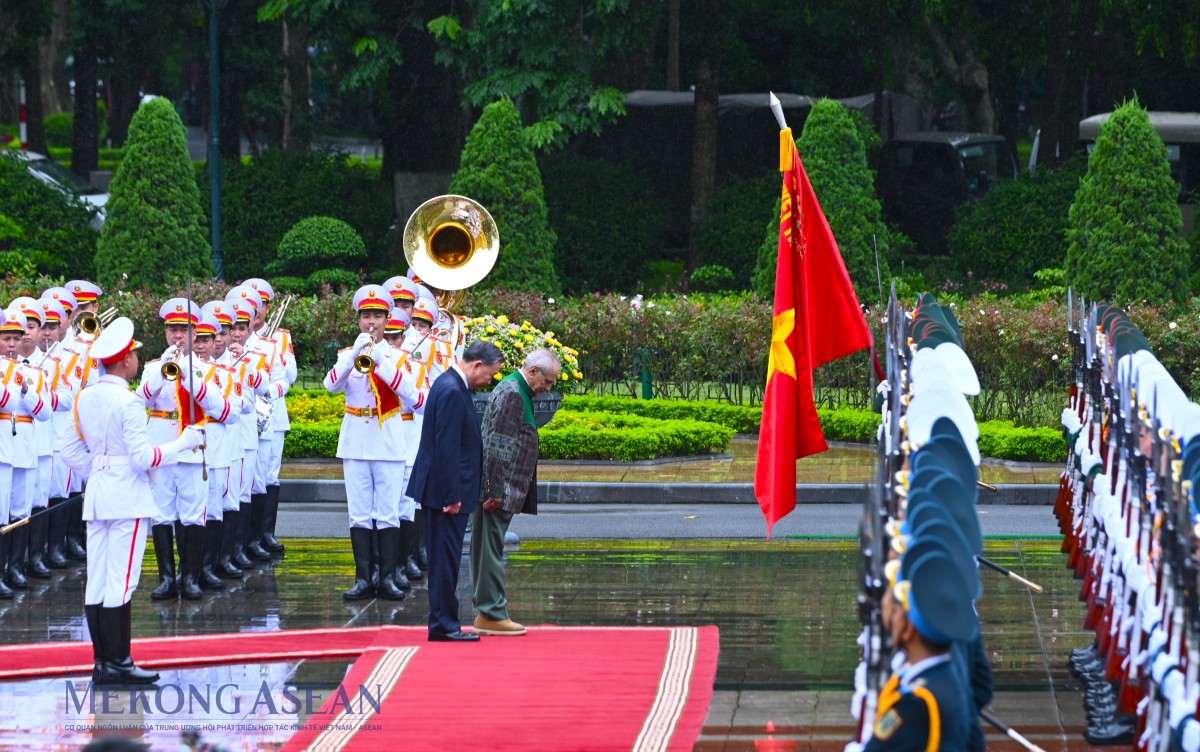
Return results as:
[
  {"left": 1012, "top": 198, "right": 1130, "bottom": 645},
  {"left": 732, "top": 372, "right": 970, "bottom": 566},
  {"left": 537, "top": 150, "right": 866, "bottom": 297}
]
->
[
  {"left": 523, "top": 348, "right": 561, "bottom": 373},
  {"left": 462, "top": 340, "right": 505, "bottom": 365}
]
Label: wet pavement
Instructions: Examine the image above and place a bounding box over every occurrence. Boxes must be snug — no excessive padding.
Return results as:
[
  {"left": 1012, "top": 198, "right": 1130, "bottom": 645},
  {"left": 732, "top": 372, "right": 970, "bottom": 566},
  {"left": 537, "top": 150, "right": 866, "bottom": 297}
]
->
[
  {"left": 281, "top": 438, "right": 1064, "bottom": 485},
  {"left": 0, "top": 537, "right": 1098, "bottom": 750}
]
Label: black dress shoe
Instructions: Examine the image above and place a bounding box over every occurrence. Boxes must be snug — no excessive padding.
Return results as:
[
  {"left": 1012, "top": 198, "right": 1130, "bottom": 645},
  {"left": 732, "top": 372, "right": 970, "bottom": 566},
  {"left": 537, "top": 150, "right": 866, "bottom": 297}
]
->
[
  {"left": 94, "top": 658, "right": 160, "bottom": 686},
  {"left": 428, "top": 631, "right": 480, "bottom": 642},
  {"left": 1084, "top": 717, "right": 1136, "bottom": 746}
]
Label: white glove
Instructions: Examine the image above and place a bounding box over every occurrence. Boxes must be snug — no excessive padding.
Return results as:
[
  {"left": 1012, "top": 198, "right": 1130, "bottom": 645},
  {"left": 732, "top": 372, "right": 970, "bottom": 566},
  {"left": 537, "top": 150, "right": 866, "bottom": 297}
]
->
[
  {"left": 352, "top": 333, "right": 374, "bottom": 355},
  {"left": 178, "top": 425, "right": 205, "bottom": 451}
]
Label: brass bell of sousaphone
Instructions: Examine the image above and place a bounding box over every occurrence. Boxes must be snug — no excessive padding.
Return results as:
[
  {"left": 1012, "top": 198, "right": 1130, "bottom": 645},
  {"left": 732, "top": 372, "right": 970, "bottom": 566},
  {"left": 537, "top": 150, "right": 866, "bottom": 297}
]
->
[{"left": 402, "top": 195, "right": 499, "bottom": 311}]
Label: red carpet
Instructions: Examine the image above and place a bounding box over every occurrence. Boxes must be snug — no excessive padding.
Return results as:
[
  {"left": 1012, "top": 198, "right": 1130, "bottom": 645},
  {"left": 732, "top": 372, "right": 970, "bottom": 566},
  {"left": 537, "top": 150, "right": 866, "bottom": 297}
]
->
[{"left": 0, "top": 624, "right": 718, "bottom": 752}]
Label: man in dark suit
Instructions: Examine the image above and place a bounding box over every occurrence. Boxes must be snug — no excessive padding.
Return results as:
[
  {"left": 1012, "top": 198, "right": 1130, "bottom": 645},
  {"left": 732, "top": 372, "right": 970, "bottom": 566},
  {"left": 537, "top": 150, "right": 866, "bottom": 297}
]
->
[{"left": 406, "top": 340, "right": 504, "bottom": 642}]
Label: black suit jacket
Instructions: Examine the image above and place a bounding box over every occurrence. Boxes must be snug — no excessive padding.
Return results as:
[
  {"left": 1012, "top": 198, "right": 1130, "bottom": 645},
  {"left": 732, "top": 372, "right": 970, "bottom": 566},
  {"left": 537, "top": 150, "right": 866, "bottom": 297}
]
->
[{"left": 405, "top": 369, "right": 483, "bottom": 514}]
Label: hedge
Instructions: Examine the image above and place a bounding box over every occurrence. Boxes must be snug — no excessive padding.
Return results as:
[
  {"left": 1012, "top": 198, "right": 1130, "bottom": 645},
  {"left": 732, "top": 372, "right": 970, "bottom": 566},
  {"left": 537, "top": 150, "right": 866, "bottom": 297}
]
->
[
  {"left": 539, "top": 411, "right": 735, "bottom": 461},
  {"left": 562, "top": 395, "right": 762, "bottom": 434}
]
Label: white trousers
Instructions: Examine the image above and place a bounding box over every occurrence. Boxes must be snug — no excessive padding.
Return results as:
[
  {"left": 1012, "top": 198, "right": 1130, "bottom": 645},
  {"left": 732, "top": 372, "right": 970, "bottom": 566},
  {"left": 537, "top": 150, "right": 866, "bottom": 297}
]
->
[
  {"left": 35, "top": 454, "right": 51, "bottom": 510},
  {"left": 85, "top": 517, "right": 148, "bottom": 607},
  {"left": 400, "top": 463, "right": 416, "bottom": 522},
  {"left": 10, "top": 467, "right": 34, "bottom": 519},
  {"left": 343, "top": 459, "right": 405, "bottom": 529},
  {"left": 0, "top": 464, "right": 12, "bottom": 522},
  {"left": 49, "top": 451, "right": 69, "bottom": 499},
  {"left": 239, "top": 451, "right": 257, "bottom": 506},
  {"left": 151, "top": 463, "right": 208, "bottom": 526},
  {"left": 253, "top": 433, "right": 284, "bottom": 493},
  {"left": 206, "top": 465, "right": 236, "bottom": 520}
]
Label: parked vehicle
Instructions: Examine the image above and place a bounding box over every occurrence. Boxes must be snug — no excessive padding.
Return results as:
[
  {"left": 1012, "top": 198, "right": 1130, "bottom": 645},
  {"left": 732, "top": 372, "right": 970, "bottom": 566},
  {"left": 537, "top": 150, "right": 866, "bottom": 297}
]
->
[
  {"left": 876, "top": 132, "right": 1017, "bottom": 254},
  {"left": 13, "top": 151, "right": 108, "bottom": 228}
]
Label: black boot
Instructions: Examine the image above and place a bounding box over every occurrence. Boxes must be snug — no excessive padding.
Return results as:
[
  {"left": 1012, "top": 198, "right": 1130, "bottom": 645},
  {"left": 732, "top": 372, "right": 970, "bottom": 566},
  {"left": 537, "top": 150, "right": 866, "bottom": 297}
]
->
[
  {"left": 261, "top": 485, "right": 284, "bottom": 555},
  {"left": 94, "top": 603, "right": 158, "bottom": 685},
  {"left": 84, "top": 603, "right": 104, "bottom": 672},
  {"left": 245, "top": 494, "right": 271, "bottom": 561},
  {"left": 65, "top": 502, "right": 86, "bottom": 561},
  {"left": 231, "top": 502, "right": 254, "bottom": 569},
  {"left": 370, "top": 525, "right": 381, "bottom": 590},
  {"left": 414, "top": 509, "right": 428, "bottom": 571},
  {"left": 177, "top": 525, "right": 203, "bottom": 600},
  {"left": 6, "top": 518, "right": 28, "bottom": 589},
  {"left": 149, "top": 524, "right": 177, "bottom": 600},
  {"left": 401, "top": 520, "right": 423, "bottom": 582},
  {"left": 343, "top": 527, "right": 375, "bottom": 601},
  {"left": 215, "top": 510, "right": 245, "bottom": 580},
  {"left": 27, "top": 508, "right": 51, "bottom": 579},
  {"left": 45, "top": 498, "right": 68, "bottom": 569},
  {"left": 199, "top": 522, "right": 225, "bottom": 590},
  {"left": 0, "top": 533, "right": 12, "bottom": 600},
  {"left": 377, "top": 527, "right": 407, "bottom": 600},
  {"left": 1083, "top": 714, "right": 1136, "bottom": 745}
]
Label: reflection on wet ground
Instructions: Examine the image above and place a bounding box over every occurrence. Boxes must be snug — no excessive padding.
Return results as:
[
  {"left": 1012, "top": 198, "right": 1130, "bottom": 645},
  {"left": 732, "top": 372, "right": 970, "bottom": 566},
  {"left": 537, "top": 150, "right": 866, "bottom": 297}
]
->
[
  {"left": 0, "top": 538, "right": 1090, "bottom": 750},
  {"left": 283, "top": 438, "right": 1063, "bottom": 485}
]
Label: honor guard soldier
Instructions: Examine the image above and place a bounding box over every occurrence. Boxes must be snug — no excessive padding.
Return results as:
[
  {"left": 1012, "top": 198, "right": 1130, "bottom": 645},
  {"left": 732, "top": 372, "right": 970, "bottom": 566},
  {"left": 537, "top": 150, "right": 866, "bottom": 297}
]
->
[
  {"left": 324, "top": 284, "right": 425, "bottom": 601},
  {"left": 399, "top": 298, "right": 440, "bottom": 573},
  {"left": 383, "top": 306, "right": 423, "bottom": 582},
  {"left": 384, "top": 276, "right": 419, "bottom": 317},
  {"left": 44, "top": 285, "right": 91, "bottom": 562},
  {"left": 139, "top": 298, "right": 230, "bottom": 601},
  {"left": 2, "top": 302, "right": 52, "bottom": 590},
  {"left": 11, "top": 296, "right": 72, "bottom": 580},
  {"left": 37, "top": 295, "right": 76, "bottom": 570},
  {"left": 244, "top": 278, "right": 295, "bottom": 559},
  {"left": 59, "top": 317, "right": 205, "bottom": 684},
  {"left": 0, "top": 310, "right": 36, "bottom": 599},
  {"left": 62, "top": 279, "right": 103, "bottom": 351},
  {"left": 203, "top": 300, "right": 253, "bottom": 580}
]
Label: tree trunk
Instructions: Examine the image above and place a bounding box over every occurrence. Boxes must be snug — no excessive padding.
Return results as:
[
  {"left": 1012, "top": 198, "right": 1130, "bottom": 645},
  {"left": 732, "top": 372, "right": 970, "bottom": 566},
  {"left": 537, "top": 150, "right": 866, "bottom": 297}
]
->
[
  {"left": 1037, "top": 0, "right": 1100, "bottom": 167},
  {"left": 666, "top": 0, "right": 680, "bottom": 92},
  {"left": 923, "top": 19, "right": 995, "bottom": 133},
  {"left": 685, "top": 0, "right": 727, "bottom": 273},
  {"left": 70, "top": 17, "right": 98, "bottom": 179},
  {"left": 107, "top": 75, "right": 139, "bottom": 147},
  {"left": 23, "top": 59, "right": 48, "bottom": 155},
  {"left": 281, "top": 18, "right": 310, "bottom": 156},
  {"left": 37, "top": 0, "right": 71, "bottom": 116}
]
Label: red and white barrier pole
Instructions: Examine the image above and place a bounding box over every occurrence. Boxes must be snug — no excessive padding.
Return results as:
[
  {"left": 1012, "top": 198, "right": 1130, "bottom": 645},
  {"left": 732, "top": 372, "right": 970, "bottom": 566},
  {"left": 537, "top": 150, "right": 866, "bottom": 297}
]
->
[{"left": 17, "top": 78, "right": 27, "bottom": 149}]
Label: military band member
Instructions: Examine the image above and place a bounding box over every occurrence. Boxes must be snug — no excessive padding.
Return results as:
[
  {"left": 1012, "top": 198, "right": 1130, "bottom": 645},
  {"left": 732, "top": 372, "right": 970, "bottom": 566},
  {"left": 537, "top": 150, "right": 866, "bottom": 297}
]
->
[
  {"left": 0, "top": 310, "right": 30, "bottom": 599},
  {"left": 62, "top": 279, "right": 103, "bottom": 352},
  {"left": 138, "top": 299, "right": 230, "bottom": 601},
  {"left": 57, "top": 282, "right": 100, "bottom": 560},
  {"left": 38, "top": 295, "right": 76, "bottom": 570},
  {"left": 323, "top": 284, "right": 425, "bottom": 601},
  {"left": 3, "top": 302, "right": 52, "bottom": 590},
  {"left": 384, "top": 276, "right": 419, "bottom": 317},
  {"left": 400, "top": 298, "right": 440, "bottom": 572},
  {"left": 60, "top": 317, "right": 205, "bottom": 684},
  {"left": 383, "top": 305, "right": 423, "bottom": 582},
  {"left": 11, "top": 296, "right": 72, "bottom": 580},
  {"left": 244, "top": 278, "right": 296, "bottom": 559}
]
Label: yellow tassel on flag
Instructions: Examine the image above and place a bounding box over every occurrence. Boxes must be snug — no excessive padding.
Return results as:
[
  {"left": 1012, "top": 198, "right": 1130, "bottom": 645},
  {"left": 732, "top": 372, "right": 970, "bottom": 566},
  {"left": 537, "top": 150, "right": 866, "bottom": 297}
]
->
[{"left": 779, "top": 128, "right": 793, "bottom": 172}]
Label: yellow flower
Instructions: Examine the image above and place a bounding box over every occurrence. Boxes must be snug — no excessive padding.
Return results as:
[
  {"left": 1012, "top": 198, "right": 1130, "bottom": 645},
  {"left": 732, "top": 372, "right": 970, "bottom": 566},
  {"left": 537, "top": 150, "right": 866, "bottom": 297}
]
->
[
  {"left": 525, "top": 333, "right": 535, "bottom": 342},
  {"left": 496, "top": 315, "right": 509, "bottom": 325},
  {"left": 493, "top": 372, "right": 503, "bottom": 381},
  {"left": 560, "top": 373, "right": 569, "bottom": 381},
  {"left": 573, "top": 371, "right": 583, "bottom": 379},
  {"left": 486, "top": 326, "right": 496, "bottom": 334},
  {"left": 513, "top": 341, "right": 524, "bottom": 348}
]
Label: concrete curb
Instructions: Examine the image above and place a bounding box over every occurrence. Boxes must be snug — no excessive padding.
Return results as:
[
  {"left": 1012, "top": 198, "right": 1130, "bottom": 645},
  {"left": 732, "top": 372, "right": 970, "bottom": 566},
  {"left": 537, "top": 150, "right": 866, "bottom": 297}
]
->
[{"left": 279, "top": 480, "right": 1058, "bottom": 506}]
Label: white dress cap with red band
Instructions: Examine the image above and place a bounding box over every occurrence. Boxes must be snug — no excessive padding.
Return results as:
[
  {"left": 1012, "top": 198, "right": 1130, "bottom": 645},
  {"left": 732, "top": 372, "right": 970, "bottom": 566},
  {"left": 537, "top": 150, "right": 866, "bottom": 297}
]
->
[
  {"left": 224, "top": 286, "right": 261, "bottom": 315},
  {"left": 65, "top": 280, "right": 103, "bottom": 302},
  {"left": 9, "top": 296, "right": 45, "bottom": 326},
  {"left": 41, "top": 287, "right": 79, "bottom": 313},
  {"left": 243, "top": 278, "right": 275, "bottom": 302},
  {"left": 158, "top": 298, "right": 202, "bottom": 324},
  {"left": 90, "top": 317, "right": 142, "bottom": 365}
]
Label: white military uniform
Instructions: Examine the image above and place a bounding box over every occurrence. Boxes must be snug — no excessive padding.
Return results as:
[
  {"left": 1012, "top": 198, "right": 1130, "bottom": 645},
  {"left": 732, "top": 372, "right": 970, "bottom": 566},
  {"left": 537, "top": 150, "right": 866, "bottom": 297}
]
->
[
  {"left": 324, "top": 287, "right": 424, "bottom": 530},
  {"left": 59, "top": 321, "right": 203, "bottom": 607},
  {"left": 244, "top": 278, "right": 297, "bottom": 494},
  {"left": 4, "top": 341, "right": 53, "bottom": 520}
]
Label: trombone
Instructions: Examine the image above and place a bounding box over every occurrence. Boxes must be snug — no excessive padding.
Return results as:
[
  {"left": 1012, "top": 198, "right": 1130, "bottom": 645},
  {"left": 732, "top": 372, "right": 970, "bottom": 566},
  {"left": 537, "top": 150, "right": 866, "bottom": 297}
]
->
[
  {"left": 74, "top": 306, "right": 117, "bottom": 337},
  {"left": 262, "top": 294, "right": 293, "bottom": 339},
  {"left": 354, "top": 325, "right": 377, "bottom": 374}
]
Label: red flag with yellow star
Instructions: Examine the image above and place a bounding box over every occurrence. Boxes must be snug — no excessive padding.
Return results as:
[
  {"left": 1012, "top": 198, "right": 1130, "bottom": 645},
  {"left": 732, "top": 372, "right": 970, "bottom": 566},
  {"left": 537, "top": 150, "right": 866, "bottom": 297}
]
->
[{"left": 755, "top": 127, "right": 872, "bottom": 537}]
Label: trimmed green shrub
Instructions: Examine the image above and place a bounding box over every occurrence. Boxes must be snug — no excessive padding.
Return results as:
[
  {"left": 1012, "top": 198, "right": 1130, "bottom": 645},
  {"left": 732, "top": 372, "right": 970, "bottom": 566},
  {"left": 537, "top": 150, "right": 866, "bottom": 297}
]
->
[
  {"left": 96, "top": 97, "right": 212, "bottom": 290},
  {"left": 562, "top": 395, "right": 762, "bottom": 434},
  {"left": 43, "top": 105, "right": 109, "bottom": 149},
  {"left": 948, "top": 160, "right": 1085, "bottom": 290},
  {"left": 752, "top": 100, "right": 897, "bottom": 298},
  {"left": 751, "top": 195, "right": 782, "bottom": 299},
  {"left": 540, "top": 410, "right": 734, "bottom": 460},
  {"left": 197, "top": 150, "right": 394, "bottom": 282},
  {"left": 450, "top": 98, "right": 559, "bottom": 293},
  {"left": 286, "top": 390, "right": 346, "bottom": 422},
  {"left": 690, "top": 264, "right": 736, "bottom": 292},
  {"left": 815, "top": 407, "right": 881, "bottom": 444},
  {"left": 0, "top": 153, "right": 98, "bottom": 277},
  {"left": 540, "top": 155, "right": 666, "bottom": 294},
  {"left": 269, "top": 216, "right": 367, "bottom": 289},
  {"left": 307, "top": 268, "right": 362, "bottom": 293},
  {"left": 283, "top": 420, "right": 341, "bottom": 459},
  {"left": 269, "top": 276, "right": 309, "bottom": 296},
  {"left": 696, "top": 174, "right": 777, "bottom": 288},
  {"left": 976, "top": 420, "right": 1065, "bottom": 463},
  {"left": 1066, "top": 98, "right": 1188, "bottom": 305}
]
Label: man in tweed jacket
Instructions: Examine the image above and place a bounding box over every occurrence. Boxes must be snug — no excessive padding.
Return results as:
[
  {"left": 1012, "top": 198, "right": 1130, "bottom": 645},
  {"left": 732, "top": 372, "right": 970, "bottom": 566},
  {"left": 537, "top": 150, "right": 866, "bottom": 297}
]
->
[{"left": 471, "top": 348, "right": 560, "bottom": 636}]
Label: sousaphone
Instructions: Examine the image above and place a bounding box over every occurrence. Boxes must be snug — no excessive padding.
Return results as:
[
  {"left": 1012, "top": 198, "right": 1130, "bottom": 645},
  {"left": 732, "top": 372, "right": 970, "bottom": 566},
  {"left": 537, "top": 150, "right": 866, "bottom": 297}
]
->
[{"left": 402, "top": 194, "right": 499, "bottom": 312}]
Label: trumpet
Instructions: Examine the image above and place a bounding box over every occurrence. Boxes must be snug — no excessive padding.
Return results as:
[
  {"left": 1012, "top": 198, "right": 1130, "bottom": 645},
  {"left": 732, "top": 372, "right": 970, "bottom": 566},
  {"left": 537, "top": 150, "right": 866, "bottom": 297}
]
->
[
  {"left": 74, "top": 307, "right": 118, "bottom": 336},
  {"left": 161, "top": 346, "right": 183, "bottom": 381},
  {"left": 354, "top": 325, "right": 377, "bottom": 374}
]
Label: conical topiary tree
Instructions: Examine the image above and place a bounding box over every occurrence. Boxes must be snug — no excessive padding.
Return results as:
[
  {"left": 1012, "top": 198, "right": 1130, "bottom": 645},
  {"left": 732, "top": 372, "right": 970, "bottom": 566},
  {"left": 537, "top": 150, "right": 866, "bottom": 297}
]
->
[
  {"left": 449, "top": 98, "right": 559, "bottom": 293},
  {"left": 751, "top": 100, "right": 894, "bottom": 300},
  {"left": 1065, "top": 98, "right": 1187, "bottom": 305},
  {"left": 95, "top": 97, "right": 212, "bottom": 289}
]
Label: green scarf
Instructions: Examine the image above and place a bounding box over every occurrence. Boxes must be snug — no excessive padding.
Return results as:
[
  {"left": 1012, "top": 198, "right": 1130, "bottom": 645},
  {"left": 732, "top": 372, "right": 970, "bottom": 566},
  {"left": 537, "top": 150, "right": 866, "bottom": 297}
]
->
[{"left": 502, "top": 370, "right": 536, "bottom": 427}]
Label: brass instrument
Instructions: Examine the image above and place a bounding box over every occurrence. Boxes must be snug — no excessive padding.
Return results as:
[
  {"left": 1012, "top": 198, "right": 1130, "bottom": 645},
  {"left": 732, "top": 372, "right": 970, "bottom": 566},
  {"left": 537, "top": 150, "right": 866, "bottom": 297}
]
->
[
  {"left": 161, "top": 346, "right": 183, "bottom": 381},
  {"left": 74, "top": 306, "right": 118, "bottom": 336},
  {"left": 354, "top": 325, "right": 377, "bottom": 374},
  {"left": 402, "top": 195, "right": 499, "bottom": 315},
  {"left": 254, "top": 293, "right": 293, "bottom": 436}
]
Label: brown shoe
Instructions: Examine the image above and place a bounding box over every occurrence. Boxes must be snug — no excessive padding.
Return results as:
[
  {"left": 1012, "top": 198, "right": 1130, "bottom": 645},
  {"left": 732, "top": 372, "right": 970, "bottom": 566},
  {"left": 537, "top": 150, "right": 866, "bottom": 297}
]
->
[{"left": 473, "top": 616, "right": 527, "bottom": 636}]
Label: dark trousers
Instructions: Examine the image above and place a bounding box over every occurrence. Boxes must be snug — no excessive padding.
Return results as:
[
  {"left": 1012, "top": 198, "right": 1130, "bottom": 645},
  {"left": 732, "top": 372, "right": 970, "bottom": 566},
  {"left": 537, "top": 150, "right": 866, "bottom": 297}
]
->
[{"left": 423, "top": 505, "right": 469, "bottom": 636}]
